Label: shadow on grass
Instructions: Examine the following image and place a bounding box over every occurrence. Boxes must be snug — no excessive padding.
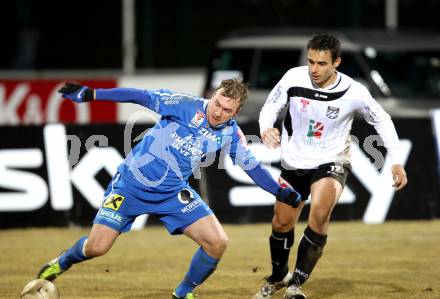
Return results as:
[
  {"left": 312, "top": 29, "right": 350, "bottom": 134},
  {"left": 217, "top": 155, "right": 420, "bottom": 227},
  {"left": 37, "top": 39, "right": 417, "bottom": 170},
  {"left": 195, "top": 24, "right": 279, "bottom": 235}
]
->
[
  {"left": 119, "top": 287, "right": 256, "bottom": 298},
  {"left": 118, "top": 278, "right": 437, "bottom": 298},
  {"left": 307, "top": 277, "right": 407, "bottom": 298}
]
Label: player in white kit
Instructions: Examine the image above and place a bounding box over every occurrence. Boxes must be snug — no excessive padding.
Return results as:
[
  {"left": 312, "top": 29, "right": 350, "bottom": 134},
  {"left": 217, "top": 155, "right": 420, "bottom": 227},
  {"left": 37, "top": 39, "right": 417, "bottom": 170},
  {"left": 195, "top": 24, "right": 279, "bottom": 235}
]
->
[{"left": 253, "top": 33, "right": 408, "bottom": 299}]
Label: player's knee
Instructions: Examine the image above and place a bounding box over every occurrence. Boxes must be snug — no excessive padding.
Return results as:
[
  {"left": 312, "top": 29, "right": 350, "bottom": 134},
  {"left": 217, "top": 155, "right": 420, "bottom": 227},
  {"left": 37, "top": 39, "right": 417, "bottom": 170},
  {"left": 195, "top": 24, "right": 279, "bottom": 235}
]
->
[
  {"left": 84, "top": 240, "right": 111, "bottom": 257},
  {"left": 215, "top": 234, "right": 229, "bottom": 252},
  {"left": 311, "top": 209, "right": 331, "bottom": 224},
  {"left": 308, "top": 216, "right": 330, "bottom": 235},
  {"left": 207, "top": 234, "right": 229, "bottom": 255},
  {"left": 272, "top": 215, "right": 294, "bottom": 232}
]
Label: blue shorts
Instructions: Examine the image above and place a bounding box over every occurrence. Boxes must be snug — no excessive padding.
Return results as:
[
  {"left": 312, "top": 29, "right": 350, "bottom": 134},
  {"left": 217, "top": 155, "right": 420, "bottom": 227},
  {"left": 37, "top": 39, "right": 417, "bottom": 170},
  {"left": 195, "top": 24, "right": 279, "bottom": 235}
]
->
[{"left": 93, "top": 173, "right": 213, "bottom": 234}]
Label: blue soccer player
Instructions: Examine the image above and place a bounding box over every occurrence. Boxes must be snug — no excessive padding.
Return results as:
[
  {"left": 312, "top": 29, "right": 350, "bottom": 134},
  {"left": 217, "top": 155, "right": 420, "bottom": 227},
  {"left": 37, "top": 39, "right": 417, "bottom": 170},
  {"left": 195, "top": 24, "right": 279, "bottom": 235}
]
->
[{"left": 37, "top": 79, "right": 302, "bottom": 299}]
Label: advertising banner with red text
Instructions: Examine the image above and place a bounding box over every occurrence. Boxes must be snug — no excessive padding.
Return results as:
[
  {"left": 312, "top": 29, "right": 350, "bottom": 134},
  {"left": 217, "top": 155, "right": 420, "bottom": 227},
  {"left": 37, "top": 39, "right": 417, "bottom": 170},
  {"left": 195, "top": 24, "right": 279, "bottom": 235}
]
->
[{"left": 0, "top": 79, "right": 117, "bottom": 125}]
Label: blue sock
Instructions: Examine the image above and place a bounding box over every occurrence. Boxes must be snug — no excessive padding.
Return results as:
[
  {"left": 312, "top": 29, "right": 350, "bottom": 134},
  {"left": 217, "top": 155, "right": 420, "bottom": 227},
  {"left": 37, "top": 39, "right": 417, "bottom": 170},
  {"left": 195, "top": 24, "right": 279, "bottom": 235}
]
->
[
  {"left": 58, "top": 236, "right": 90, "bottom": 270},
  {"left": 175, "top": 247, "right": 219, "bottom": 297}
]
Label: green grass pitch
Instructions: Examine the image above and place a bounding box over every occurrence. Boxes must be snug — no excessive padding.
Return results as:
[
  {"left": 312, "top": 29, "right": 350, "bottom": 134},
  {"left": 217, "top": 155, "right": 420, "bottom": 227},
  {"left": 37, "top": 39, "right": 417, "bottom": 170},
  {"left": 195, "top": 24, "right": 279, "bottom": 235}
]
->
[{"left": 1, "top": 221, "right": 439, "bottom": 298}]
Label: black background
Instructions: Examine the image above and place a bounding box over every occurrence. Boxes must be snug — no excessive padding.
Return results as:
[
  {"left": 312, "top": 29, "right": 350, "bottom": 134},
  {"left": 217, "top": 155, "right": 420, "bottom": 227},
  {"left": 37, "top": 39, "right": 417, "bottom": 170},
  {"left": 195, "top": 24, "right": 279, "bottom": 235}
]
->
[{"left": 0, "top": 0, "right": 439, "bottom": 70}]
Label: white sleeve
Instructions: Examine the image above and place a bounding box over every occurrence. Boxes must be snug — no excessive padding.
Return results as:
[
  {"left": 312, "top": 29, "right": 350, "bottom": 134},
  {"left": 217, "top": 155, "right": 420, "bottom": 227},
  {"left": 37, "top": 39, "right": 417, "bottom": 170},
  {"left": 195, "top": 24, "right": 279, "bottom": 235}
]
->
[
  {"left": 259, "top": 73, "right": 290, "bottom": 136},
  {"left": 358, "top": 87, "right": 401, "bottom": 164}
]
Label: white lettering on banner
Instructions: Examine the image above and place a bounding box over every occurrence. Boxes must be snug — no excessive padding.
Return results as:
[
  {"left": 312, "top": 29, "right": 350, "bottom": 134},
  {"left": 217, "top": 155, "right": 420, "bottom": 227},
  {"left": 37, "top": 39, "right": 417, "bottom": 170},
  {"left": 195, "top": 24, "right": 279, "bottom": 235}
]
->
[
  {"left": 0, "top": 149, "right": 48, "bottom": 211},
  {"left": 70, "top": 147, "right": 123, "bottom": 208},
  {"left": 226, "top": 140, "right": 411, "bottom": 223},
  {"left": 131, "top": 214, "right": 149, "bottom": 230},
  {"left": 23, "top": 94, "right": 43, "bottom": 124},
  {"left": 357, "top": 140, "right": 412, "bottom": 224},
  {"left": 225, "top": 143, "right": 279, "bottom": 205},
  {"left": 0, "top": 124, "right": 151, "bottom": 230},
  {"left": 0, "top": 124, "right": 123, "bottom": 211},
  {"left": 0, "top": 83, "right": 29, "bottom": 124},
  {"left": 44, "top": 124, "right": 73, "bottom": 210},
  {"left": 0, "top": 83, "right": 91, "bottom": 124},
  {"left": 46, "top": 82, "right": 90, "bottom": 123},
  {"left": 431, "top": 109, "right": 440, "bottom": 183},
  {"left": 66, "top": 134, "right": 82, "bottom": 167}
]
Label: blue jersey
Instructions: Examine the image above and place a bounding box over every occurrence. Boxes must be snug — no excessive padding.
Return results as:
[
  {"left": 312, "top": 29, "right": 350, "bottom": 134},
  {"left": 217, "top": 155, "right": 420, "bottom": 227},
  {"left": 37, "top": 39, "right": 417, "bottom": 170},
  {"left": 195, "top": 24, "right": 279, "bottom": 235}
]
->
[
  {"left": 97, "top": 88, "right": 259, "bottom": 199},
  {"left": 92, "top": 87, "right": 290, "bottom": 233}
]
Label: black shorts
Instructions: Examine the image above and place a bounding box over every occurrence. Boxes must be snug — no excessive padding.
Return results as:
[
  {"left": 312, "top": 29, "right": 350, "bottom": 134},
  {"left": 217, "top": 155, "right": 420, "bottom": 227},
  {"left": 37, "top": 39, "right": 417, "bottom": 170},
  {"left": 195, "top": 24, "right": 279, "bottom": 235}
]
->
[{"left": 279, "top": 162, "right": 351, "bottom": 202}]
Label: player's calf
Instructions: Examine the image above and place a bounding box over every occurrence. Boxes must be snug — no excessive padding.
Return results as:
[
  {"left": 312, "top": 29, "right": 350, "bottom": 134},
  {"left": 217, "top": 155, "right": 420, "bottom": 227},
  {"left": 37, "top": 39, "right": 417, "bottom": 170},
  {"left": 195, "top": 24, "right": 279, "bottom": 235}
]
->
[
  {"left": 37, "top": 236, "right": 90, "bottom": 281},
  {"left": 292, "top": 226, "right": 326, "bottom": 285}
]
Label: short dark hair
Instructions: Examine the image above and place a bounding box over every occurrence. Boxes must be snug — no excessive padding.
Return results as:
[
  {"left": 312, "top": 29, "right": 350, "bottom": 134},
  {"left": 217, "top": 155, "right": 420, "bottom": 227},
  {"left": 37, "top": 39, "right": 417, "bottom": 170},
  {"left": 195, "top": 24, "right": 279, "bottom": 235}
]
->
[
  {"left": 215, "top": 78, "right": 249, "bottom": 108},
  {"left": 307, "top": 33, "right": 341, "bottom": 62}
]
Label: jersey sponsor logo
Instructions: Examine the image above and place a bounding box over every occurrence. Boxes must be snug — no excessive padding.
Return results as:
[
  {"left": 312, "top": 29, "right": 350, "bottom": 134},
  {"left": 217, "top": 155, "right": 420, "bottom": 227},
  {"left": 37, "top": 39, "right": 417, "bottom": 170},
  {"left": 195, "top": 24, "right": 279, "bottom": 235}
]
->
[
  {"left": 300, "top": 98, "right": 310, "bottom": 113},
  {"left": 180, "top": 198, "right": 203, "bottom": 213},
  {"left": 199, "top": 127, "right": 220, "bottom": 142},
  {"left": 189, "top": 110, "right": 205, "bottom": 128},
  {"left": 326, "top": 106, "right": 340, "bottom": 119},
  {"left": 178, "top": 188, "right": 194, "bottom": 204},
  {"left": 178, "top": 190, "right": 203, "bottom": 214},
  {"left": 327, "top": 164, "right": 343, "bottom": 174},
  {"left": 155, "top": 93, "right": 189, "bottom": 104},
  {"left": 163, "top": 99, "right": 179, "bottom": 105},
  {"left": 98, "top": 208, "right": 124, "bottom": 224},
  {"left": 307, "top": 119, "right": 324, "bottom": 139},
  {"left": 299, "top": 135, "right": 329, "bottom": 148},
  {"left": 268, "top": 85, "right": 282, "bottom": 103},
  {"left": 364, "top": 105, "right": 378, "bottom": 119},
  {"left": 314, "top": 92, "right": 328, "bottom": 99},
  {"left": 103, "top": 194, "right": 125, "bottom": 211},
  {"left": 171, "top": 131, "right": 205, "bottom": 158}
]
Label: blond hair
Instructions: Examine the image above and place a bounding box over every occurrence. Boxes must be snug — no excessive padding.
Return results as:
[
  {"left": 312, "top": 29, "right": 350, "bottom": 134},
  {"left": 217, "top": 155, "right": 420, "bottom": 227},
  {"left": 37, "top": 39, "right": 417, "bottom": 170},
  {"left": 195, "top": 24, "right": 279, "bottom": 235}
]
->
[{"left": 214, "top": 78, "right": 249, "bottom": 108}]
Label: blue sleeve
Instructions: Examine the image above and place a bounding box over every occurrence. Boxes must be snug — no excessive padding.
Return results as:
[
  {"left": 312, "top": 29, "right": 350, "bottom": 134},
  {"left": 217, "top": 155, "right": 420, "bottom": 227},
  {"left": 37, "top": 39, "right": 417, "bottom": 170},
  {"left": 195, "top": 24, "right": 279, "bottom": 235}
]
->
[
  {"left": 244, "top": 163, "right": 281, "bottom": 195},
  {"left": 228, "top": 125, "right": 280, "bottom": 195},
  {"left": 95, "top": 88, "right": 152, "bottom": 106},
  {"left": 228, "top": 126, "right": 259, "bottom": 169},
  {"left": 95, "top": 88, "right": 193, "bottom": 116}
]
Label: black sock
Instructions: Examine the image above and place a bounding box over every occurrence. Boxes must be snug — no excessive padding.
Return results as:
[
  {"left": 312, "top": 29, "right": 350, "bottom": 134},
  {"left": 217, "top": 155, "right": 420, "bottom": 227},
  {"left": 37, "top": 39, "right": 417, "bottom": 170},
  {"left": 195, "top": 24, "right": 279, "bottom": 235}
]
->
[
  {"left": 269, "top": 229, "right": 294, "bottom": 282},
  {"left": 292, "top": 225, "right": 327, "bottom": 286}
]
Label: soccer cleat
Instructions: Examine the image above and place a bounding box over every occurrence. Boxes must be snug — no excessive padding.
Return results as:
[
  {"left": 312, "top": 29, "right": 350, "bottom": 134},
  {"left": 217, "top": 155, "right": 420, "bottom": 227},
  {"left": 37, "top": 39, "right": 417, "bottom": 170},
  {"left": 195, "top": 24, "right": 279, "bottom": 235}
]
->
[
  {"left": 283, "top": 284, "right": 306, "bottom": 299},
  {"left": 252, "top": 272, "right": 292, "bottom": 299},
  {"left": 37, "top": 255, "right": 65, "bottom": 281},
  {"left": 172, "top": 290, "right": 197, "bottom": 299}
]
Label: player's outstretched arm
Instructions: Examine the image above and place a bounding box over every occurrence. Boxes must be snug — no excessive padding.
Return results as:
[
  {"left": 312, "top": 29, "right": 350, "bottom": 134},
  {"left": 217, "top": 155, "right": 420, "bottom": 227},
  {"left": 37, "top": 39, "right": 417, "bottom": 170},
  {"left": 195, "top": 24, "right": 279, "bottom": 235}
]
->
[
  {"left": 244, "top": 164, "right": 302, "bottom": 208},
  {"left": 230, "top": 126, "right": 300, "bottom": 207},
  {"left": 58, "top": 82, "right": 150, "bottom": 106},
  {"left": 59, "top": 83, "right": 94, "bottom": 103}
]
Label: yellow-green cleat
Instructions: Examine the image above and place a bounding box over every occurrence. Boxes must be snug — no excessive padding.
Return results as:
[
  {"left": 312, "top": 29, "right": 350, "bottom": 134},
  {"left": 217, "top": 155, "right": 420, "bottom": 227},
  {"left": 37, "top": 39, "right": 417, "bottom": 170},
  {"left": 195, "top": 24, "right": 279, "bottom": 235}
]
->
[
  {"left": 172, "top": 290, "right": 196, "bottom": 299},
  {"left": 37, "top": 256, "right": 65, "bottom": 281}
]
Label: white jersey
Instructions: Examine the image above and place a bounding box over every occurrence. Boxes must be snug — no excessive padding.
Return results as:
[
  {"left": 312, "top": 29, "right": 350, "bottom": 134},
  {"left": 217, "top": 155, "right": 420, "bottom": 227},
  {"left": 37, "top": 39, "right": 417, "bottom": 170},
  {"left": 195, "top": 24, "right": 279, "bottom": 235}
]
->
[{"left": 259, "top": 66, "right": 401, "bottom": 169}]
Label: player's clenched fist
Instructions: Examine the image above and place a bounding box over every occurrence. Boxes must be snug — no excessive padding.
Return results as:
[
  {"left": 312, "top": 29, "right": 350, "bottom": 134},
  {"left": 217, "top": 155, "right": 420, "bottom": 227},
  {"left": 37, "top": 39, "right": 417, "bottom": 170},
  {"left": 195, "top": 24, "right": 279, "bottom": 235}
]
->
[
  {"left": 261, "top": 127, "right": 281, "bottom": 148},
  {"left": 59, "top": 83, "right": 95, "bottom": 103}
]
